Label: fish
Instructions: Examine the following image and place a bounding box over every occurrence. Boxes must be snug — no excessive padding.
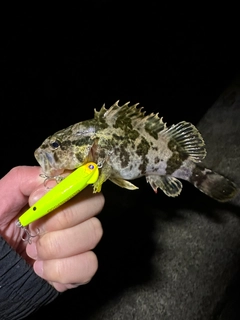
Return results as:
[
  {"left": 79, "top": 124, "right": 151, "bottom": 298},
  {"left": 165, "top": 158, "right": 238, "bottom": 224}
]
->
[{"left": 34, "top": 101, "right": 239, "bottom": 202}]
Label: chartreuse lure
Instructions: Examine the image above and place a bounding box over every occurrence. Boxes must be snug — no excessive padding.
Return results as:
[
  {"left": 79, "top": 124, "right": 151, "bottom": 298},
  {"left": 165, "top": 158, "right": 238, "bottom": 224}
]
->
[{"left": 16, "top": 162, "right": 99, "bottom": 242}]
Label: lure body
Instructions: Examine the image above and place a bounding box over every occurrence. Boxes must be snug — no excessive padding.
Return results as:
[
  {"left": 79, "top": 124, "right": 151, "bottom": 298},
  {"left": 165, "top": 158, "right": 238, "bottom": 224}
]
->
[
  {"left": 34, "top": 101, "right": 238, "bottom": 202},
  {"left": 17, "top": 162, "right": 99, "bottom": 227}
]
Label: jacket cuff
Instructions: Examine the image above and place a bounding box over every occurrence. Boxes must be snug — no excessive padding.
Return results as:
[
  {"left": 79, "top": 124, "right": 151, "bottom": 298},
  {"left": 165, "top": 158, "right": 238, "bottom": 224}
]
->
[{"left": 0, "top": 235, "right": 60, "bottom": 320}]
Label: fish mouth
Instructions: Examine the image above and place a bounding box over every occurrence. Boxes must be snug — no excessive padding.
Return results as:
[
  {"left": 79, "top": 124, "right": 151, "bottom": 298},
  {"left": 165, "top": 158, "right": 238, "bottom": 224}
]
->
[{"left": 34, "top": 150, "right": 64, "bottom": 177}]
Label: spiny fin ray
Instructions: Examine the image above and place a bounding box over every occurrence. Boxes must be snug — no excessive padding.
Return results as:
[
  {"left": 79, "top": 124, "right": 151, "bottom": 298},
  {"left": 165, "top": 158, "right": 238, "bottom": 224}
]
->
[{"left": 94, "top": 101, "right": 167, "bottom": 137}]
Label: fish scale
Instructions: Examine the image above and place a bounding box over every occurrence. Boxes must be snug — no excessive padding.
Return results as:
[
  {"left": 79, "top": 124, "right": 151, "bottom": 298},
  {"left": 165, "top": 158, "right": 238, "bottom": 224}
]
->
[{"left": 34, "top": 101, "right": 238, "bottom": 202}]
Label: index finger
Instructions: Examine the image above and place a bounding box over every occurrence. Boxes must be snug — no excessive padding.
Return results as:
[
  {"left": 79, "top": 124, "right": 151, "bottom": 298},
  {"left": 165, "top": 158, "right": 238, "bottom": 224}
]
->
[
  {"left": 0, "top": 166, "right": 43, "bottom": 225},
  {"left": 29, "top": 186, "right": 105, "bottom": 234}
]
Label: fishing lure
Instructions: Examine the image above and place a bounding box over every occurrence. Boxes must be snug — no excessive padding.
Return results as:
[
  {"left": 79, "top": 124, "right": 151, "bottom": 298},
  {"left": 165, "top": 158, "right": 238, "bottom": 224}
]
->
[{"left": 16, "top": 162, "right": 99, "bottom": 242}]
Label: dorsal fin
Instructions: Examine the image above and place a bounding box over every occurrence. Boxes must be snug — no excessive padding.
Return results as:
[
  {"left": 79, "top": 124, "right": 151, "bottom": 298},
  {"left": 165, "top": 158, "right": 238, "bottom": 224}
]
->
[
  {"left": 161, "top": 121, "right": 207, "bottom": 162},
  {"left": 94, "top": 101, "right": 167, "bottom": 138},
  {"left": 94, "top": 101, "right": 141, "bottom": 123},
  {"left": 134, "top": 112, "right": 166, "bottom": 139}
]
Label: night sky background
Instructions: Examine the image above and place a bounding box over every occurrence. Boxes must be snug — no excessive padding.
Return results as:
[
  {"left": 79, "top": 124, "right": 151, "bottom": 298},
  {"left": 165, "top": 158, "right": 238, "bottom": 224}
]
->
[{"left": 1, "top": 3, "right": 240, "bottom": 319}]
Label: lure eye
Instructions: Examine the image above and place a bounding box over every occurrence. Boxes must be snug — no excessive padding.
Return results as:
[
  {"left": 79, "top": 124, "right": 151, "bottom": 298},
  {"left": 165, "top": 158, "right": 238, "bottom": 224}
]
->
[{"left": 50, "top": 140, "right": 60, "bottom": 149}]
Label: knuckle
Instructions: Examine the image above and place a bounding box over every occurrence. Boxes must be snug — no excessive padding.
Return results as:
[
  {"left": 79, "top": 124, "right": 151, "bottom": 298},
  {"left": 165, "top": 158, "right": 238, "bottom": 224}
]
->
[
  {"left": 9, "top": 166, "right": 21, "bottom": 175},
  {"left": 37, "top": 233, "right": 61, "bottom": 259},
  {"left": 9, "top": 166, "right": 24, "bottom": 181},
  {"left": 81, "top": 251, "right": 98, "bottom": 283},
  {"left": 96, "top": 192, "right": 105, "bottom": 211},
  {"left": 89, "top": 217, "right": 103, "bottom": 248},
  {"left": 93, "top": 193, "right": 105, "bottom": 215},
  {"left": 55, "top": 206, "right": 75, "bottom": 228},
  {"left": 52, "top": 251, "right": 99, "bottom": 285}
]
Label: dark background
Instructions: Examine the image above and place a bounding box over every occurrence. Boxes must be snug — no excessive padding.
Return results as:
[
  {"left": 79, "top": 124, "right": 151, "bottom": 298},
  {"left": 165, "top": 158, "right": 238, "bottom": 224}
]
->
[
  {"left": 1, "top": 3, "right": 240, "bottom": 320},
  {"left": 1, "top": 4, "right": 239, "bottom": 176}
]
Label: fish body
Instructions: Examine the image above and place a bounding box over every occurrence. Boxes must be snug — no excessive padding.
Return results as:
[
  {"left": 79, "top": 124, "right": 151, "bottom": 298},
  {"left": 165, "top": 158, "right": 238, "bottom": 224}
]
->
[{"left": 35, "top": 101, "right": 238, "bottom": 202}]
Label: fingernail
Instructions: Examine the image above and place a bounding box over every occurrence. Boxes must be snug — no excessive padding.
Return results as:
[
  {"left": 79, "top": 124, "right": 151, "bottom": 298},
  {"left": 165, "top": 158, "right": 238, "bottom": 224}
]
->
[
  {"left": 34, "top": 260, "right": 43, "bottom": 277},
  {"left": 26, "top": 242, "right": 38, "bottom": 259}
]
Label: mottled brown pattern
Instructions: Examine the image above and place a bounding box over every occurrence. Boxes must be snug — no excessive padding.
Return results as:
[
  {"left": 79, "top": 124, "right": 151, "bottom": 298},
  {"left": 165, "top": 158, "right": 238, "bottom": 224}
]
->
[
  {"left": 166, "top": 139, "right": 189, "bottom": 175},
  {"left": 34, "top": 101, "right": 238, "bottom": 201}
]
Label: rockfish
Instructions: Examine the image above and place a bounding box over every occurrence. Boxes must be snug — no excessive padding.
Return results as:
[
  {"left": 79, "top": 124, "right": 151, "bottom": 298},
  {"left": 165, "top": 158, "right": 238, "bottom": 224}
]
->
[{"left": 34, "top": 101, "right": 238, "bottom": 202}]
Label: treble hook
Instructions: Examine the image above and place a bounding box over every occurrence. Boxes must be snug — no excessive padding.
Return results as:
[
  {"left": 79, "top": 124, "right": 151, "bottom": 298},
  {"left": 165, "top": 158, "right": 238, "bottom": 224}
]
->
[
  {"left": 16, "top": 220, "right": 40, "bottom": 244},
  {"left": 39, "top": 174, "right": 64, "bottom": 189}
]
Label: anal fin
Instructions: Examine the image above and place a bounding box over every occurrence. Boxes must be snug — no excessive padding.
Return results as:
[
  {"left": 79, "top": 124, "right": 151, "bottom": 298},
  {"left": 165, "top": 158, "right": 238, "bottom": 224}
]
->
[{"left": 146, "top": 175, "right": 182, "bottom": 197}]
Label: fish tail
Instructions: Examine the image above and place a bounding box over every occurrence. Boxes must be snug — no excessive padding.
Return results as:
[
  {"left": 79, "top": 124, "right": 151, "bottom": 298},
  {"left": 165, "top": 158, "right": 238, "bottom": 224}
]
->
[{"left": 189, "top": 165, "right": 239, "bottom": 202}]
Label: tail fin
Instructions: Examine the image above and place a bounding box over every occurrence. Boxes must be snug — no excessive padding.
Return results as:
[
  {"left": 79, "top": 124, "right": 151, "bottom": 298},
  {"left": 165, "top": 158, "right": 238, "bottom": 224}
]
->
[{"left": 190, "top": 165, "right": 239, "bottom": 202}]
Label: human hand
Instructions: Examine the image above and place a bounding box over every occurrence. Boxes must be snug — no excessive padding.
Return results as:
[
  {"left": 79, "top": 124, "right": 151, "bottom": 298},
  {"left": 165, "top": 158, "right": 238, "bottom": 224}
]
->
[{"left": 0, "top": 166, "right": 104, "bottom": 292}]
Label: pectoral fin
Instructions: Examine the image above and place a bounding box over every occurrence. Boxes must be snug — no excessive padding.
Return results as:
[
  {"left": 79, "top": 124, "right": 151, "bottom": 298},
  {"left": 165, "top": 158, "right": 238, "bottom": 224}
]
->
[
  {"left": 93, "top": 163, "right": 112, "bottom": 193},
  {"left": 109, "top": 177, "right": 139, "bottom": 190},
  {"left": 146, "top": 175, "right": 182, "bottom": 197}
]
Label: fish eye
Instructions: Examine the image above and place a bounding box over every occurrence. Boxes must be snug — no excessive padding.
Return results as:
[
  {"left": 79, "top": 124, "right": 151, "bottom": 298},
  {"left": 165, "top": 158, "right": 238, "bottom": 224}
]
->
[{"left": 49, "top": 140, "right": 60, "bottom": 149}]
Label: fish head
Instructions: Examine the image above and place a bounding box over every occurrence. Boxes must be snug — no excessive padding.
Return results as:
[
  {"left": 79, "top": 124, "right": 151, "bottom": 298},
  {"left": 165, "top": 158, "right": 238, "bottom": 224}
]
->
[{"left": 34, "top": 121, "right": 97, "bottom": 177}]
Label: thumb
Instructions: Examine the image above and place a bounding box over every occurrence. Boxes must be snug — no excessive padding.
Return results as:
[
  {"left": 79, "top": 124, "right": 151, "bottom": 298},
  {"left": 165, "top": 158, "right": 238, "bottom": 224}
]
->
[{"left": 0, "top": 166, "right": 43, "bottom": 225}]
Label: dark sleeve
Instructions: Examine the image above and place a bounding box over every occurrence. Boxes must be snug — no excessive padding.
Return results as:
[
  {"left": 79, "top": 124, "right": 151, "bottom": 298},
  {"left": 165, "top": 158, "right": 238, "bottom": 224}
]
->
[{"left": 0, "top": 236, "right": 60, "bottom": 320}]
